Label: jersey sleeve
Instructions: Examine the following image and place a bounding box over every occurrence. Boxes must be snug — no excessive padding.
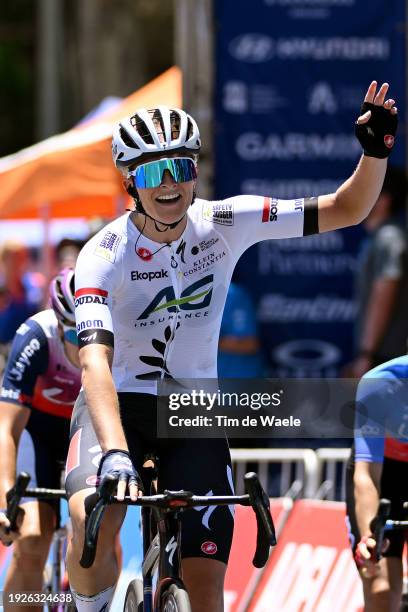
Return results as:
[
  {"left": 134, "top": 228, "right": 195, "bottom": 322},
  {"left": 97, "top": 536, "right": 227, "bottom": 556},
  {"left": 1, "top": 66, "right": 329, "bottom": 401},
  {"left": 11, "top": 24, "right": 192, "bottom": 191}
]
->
[
  {"left": 201, "top": 195, "right": 318, "bottom": 259},
  {"left": 74, "top": 229, "right": 121, "bottom": 349},
  {"left": 0, "top": 319, "right": 48, "bottom": 408},
  {"left": 354, "top": 370, "right": 395, "bottom": 463}
]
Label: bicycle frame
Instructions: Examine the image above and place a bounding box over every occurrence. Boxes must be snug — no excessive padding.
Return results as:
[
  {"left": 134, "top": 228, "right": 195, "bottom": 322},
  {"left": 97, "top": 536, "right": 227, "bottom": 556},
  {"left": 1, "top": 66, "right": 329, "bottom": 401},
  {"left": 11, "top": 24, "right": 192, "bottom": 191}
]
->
[{"left": 141, "top": 508, "right": 185, "bottom": 611}]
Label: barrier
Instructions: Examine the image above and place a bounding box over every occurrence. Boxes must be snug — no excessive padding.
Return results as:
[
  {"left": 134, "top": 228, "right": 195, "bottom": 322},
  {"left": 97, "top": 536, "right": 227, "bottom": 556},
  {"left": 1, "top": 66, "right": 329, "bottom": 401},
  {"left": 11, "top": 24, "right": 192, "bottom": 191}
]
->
[
  {"left": 248, "top": 500, "right": 363, "bottom": 611},
  {"left": 231, "top": 448, "right": 320, "bottom": 498},
  {"left": 315, "top": 448, "right": 350, "bottom": 501},
  {"left": 225, "top": 498, "right": 293, "bottom": 612}
]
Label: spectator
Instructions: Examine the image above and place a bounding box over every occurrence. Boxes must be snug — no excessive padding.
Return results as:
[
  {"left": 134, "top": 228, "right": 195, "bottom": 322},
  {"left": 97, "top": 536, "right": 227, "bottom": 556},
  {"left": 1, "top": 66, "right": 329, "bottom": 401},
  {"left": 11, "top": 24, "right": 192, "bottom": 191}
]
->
[
  {"left": 0, "top": 240, "right": 43, "bottom": 345},
  {"left": 344, "top": 166, "right": 408, "bottom": 378},
  {"left": 218, "top": 281, "right": 264, "bottom": 378},
  {"left": 55, "top": 238, "right": 83, "bottom": 271}
]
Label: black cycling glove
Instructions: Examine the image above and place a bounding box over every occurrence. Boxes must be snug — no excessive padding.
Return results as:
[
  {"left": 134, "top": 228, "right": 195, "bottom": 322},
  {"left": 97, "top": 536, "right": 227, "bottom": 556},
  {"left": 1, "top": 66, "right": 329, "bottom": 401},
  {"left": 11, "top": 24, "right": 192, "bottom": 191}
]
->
[
  {"left": 97, "top": 449, "right": 142, "bottom": 491},
  {"left": 355, "top": 102, "right": 398, "bottom": 159}
]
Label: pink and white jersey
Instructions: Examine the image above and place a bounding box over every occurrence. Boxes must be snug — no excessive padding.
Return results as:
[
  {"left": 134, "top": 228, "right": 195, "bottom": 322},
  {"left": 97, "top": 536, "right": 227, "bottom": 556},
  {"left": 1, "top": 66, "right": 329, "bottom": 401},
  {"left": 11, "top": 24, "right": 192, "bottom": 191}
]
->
[{"left": 1, "top": 310, "right": 81, "bottom": 418}]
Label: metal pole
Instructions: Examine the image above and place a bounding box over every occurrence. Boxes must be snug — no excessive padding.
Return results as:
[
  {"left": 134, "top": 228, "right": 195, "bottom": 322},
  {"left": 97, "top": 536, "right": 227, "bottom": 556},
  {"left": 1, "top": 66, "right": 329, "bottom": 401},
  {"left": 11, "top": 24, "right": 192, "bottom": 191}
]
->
[
  {"left": 174, "top": 0, "right": 214, "bottom": 199},
  {"left": 37, "top": 0, "right": 61, "bottom": 140}
]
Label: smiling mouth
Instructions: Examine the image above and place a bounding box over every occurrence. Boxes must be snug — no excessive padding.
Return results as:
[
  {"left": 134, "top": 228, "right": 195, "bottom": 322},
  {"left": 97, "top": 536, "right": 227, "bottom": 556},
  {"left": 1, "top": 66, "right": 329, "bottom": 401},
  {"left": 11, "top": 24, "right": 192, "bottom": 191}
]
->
[{"left": 155, "top": 193, "right": 182, "bottom": 204}]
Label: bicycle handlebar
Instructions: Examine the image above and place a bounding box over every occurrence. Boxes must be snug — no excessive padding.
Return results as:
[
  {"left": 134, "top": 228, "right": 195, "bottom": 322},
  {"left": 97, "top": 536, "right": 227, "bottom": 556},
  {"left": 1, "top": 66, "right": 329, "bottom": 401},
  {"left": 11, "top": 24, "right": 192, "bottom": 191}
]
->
[
  {"left": 80, "top": 472, "right": 276, "bottom": 569},
  {"left": 5, "top": 472, "right": 31, "bottom": 537}
]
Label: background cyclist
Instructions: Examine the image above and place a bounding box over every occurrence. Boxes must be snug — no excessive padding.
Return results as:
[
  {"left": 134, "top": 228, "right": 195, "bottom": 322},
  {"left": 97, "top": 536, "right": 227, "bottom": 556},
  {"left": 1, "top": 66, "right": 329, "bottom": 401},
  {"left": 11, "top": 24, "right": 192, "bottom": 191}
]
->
[
  {"left": 0, "top": 269, "right": 80, "bottom": 611},
  {"left": 66, "top": 81, "right": 397, "bottom": 612},
  {"left": 346, "top": 355, "right": 408, "bottom": 612}
]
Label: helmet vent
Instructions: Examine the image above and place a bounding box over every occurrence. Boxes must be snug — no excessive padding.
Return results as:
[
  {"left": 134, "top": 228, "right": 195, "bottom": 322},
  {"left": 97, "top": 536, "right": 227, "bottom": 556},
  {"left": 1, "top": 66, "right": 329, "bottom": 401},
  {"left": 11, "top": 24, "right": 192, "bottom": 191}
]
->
[
  {"left": 131, "top": 114, "right": 154, "bottom": 144},
  {"left": 119, "top": 127, "right": 137, "bottom": 148},
  {"left": 170, "top": 111, "right": 181, "bottom": 140}
]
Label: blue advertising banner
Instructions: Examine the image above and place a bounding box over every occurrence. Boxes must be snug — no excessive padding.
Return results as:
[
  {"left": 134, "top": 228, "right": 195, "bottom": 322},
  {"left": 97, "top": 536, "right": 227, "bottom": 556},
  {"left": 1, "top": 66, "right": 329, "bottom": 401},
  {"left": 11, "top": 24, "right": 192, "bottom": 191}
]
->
[{"left": 214, "top": 0, "right": 406, "bottom": 376}]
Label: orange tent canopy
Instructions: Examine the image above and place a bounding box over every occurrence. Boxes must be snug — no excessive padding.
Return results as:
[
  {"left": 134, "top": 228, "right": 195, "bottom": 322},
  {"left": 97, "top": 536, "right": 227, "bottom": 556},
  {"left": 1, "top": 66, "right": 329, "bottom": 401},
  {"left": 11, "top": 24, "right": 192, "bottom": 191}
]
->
[{"left": 0, "top": 67, "right": 182, "bottom": 220}]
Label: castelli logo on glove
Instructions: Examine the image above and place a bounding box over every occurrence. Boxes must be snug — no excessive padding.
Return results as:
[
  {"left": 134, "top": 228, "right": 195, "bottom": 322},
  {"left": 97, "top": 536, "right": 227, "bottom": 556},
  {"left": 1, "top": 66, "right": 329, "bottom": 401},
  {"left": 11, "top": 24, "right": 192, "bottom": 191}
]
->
[
  {"left": 384, "top": 135, "right": 395, "bottom": 148},
  {"left": 201, "top": 541, "right": 218, "bottom": 555}
]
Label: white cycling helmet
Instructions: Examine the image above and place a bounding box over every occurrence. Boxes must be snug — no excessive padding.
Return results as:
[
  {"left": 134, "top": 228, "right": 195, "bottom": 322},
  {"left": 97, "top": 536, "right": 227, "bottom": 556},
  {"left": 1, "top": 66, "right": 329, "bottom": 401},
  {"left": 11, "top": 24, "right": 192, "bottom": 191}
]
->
[{"left": 112, "top": 106, "right": 201, "bottom": 170}]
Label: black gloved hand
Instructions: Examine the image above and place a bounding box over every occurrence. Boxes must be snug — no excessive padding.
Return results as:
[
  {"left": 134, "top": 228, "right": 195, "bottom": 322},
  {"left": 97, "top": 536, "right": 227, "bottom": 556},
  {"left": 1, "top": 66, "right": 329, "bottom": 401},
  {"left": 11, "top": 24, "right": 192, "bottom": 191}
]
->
[
  {"left": 97, "top": 449, "right": 142, "bottom": 491},
  {"left": 355, "top": 102, "right": 398, "bottom": 158}
]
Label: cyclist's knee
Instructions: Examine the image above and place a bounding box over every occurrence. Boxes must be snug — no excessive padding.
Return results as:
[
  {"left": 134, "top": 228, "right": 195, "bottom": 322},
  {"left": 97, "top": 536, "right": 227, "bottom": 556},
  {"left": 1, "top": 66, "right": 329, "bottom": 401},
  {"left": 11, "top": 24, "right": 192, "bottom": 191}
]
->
[
  {"left": 12, "top": 534, "right": 51, "bottom": 570},
  {"left": 68, "top": 490, "right": 124, "bottom": 559}
]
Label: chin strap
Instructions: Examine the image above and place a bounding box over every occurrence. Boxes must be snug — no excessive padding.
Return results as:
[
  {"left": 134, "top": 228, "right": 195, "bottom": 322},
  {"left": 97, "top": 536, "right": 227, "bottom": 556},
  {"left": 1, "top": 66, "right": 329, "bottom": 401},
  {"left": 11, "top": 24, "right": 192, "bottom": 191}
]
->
[{"left": 131, "top": 190, "right": 196, "bottom": 231}]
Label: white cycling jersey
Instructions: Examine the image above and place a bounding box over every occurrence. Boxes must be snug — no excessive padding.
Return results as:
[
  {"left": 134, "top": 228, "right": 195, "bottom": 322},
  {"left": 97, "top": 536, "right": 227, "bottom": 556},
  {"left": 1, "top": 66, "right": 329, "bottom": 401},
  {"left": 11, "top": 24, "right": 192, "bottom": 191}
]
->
[{"left": 75, "top": 195, "right": 317, "bottom": 394}]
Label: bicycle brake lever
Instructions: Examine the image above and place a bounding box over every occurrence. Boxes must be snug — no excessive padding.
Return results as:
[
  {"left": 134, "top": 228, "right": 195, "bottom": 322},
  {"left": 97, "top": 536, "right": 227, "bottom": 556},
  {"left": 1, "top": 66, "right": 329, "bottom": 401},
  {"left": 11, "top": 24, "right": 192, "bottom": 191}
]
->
[{"left": 245, "top": 472, "right": 277, "bottom": 568}]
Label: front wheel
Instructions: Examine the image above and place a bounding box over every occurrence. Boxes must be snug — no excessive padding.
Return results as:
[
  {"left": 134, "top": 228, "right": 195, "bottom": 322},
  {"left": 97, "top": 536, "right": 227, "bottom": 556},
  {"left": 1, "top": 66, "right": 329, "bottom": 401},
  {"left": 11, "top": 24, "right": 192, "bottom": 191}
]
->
[
  {"left": 124, "top": 578, "right": 144, "bottom": 611},
  {"left": 161, "top": 583, "right": 191, "bottom": 612}
]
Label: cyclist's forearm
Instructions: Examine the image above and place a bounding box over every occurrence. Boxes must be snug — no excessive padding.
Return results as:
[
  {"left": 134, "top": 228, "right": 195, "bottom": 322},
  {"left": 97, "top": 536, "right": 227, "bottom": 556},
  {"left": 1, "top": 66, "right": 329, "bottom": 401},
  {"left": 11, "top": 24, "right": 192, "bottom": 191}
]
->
[
  {"left": 81, "top": 364, "right": 128, "bottom": 453},
  {"left": 0, "top": 433, "right": 18, "bottom": 507},
  {"left": 336, "top": 156, "right": 387, "bottom": 225},
  {"left": 354, "top": 472, "right": 380, "bottom": 536},
  {"left": 318, "top": 156, "right": 387, "bottom": 233}
]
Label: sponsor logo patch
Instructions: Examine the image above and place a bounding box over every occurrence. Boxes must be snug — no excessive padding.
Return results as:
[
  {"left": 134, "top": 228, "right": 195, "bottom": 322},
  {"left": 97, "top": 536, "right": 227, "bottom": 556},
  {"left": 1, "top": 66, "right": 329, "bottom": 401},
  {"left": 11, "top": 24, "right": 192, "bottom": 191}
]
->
[
  {"left": 191, "top": 238, "right": 219, "bottom": 255},
  {"left": 262, "top": 197, "right": 278, "bottom": 223},
  {"left": 16, "top": 323, "right": 30, "bottom": 336},
  {"left": 75, "top": 295, "right": 108, "bottom": 307},
  {"left": 0, "top": 387, "right": 20, "bottom": 401},
  {"left": 136, "top": 247, "right": 153, "bottom": 261},
  {"left": 10, "top": 338, "right": 41, "bottom": 382},
  {"left": 94, "top": 231, "right": 121, "bottom": 263},
  {"left": 202, "top": 203, "right": 234, "bottom": 225},
  {"left": 131, "top": 269, "right": 169, "bottom": 281},
  {"left": 384, "top": 134, "right": 395, "bottom": 148},
  {"left": 138, "top": 274, "right": 213, "bottom": 320},
  {"left": 201, "top": 541, "right": 218, "bottom": 555},
  {"left": 76, "top": 320, "right": 103, "bottom": 333}
]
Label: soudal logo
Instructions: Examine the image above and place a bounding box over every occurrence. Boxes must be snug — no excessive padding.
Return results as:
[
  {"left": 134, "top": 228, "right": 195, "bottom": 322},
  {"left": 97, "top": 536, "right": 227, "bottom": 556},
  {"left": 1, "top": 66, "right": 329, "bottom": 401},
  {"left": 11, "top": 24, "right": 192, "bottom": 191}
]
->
[
  {"left": 201, "top": 541, "right": 218, "bottom": 555},
  {"left": 384, "top": 134, "right": 394, "bottom": 148},
  {"left": 75, "top": 295, "right": 108, "bottom": 307},
  {"left": 262, "top": 197, "right": 278, "bottom": 222},
  {"left": 131, "top": 269, "right": 169, "bottom": 281},
  {"left": 136, "top": 247, "right": 153, "bottom": 261}
]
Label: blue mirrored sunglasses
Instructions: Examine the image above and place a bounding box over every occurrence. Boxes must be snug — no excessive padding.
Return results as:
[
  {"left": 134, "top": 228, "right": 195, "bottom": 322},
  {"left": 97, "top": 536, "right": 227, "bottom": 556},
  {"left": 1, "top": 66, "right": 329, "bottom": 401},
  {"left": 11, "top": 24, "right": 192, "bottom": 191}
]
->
[
  {"left": 130, "top": 157, "right": 197, "bottom": 189},
  {"left": 63, "top": 325, "right": 79, "bottom": 346}
]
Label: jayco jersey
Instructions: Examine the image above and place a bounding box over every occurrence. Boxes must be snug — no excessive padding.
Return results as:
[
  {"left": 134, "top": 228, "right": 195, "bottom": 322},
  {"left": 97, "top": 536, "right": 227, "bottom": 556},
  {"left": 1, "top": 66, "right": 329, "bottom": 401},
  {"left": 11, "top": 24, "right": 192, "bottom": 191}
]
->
[
  {"left": 0, "top": 310, "right": 81, "bottom": 418},
  {"left": 75, "top": 195, "right": 317, "bottom": 394},
  {"left": 355, "top": 355, "right": 408, "bottom": 463}
]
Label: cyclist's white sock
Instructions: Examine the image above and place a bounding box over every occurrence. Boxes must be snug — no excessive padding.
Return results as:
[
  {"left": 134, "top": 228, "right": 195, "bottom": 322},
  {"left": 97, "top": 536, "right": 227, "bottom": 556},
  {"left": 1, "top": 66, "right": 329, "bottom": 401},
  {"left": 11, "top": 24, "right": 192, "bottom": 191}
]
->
[{"left": 71, "top": 585, "right": 115, "bottom": 612}]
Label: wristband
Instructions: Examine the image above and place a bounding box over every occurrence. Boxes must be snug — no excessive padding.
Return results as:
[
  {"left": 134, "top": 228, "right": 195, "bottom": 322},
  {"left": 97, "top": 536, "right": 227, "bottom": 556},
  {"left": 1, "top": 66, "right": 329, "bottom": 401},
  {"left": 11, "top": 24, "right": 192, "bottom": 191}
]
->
[{"left": 355, "top": 102, "right": 398, "bottom": 159}]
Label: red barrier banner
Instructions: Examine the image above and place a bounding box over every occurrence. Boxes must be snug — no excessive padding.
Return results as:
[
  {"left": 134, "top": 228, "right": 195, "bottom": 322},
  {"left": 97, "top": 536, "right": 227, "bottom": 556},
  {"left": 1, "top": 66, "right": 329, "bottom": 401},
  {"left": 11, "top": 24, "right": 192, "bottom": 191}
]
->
[
  {"left": 225, "top": 499, "right": 291, "bottom": 612},
  {"left": 249, "top": 500, "right": 363, "bottom": 611}
]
